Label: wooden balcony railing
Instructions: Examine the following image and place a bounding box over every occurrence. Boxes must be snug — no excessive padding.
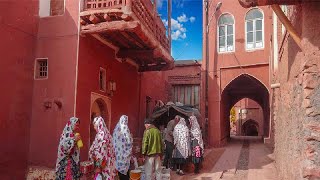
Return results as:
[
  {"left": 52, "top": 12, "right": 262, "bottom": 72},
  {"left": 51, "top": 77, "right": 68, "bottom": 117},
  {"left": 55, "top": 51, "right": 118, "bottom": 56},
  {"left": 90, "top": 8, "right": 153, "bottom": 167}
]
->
[{"left": 83, "top": 0, "right": 170, "bottom": 52}]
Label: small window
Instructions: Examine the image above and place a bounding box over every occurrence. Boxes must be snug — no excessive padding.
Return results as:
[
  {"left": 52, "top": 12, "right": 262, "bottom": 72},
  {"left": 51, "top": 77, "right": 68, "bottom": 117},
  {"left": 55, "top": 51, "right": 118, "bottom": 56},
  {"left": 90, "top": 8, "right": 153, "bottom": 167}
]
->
[
  {"left": 39, "top": 0, "right": 65, "bottom": 17},
  {"left": 245, "top": 8, "right": 264, "bottom": 50},
  {"left": 35, "top": 58, "right": 48, "bottom": 79},
  {"left": 218, "top": 14, "right": 235, "bottom": 53},
  {"left": 99, "top": 68, "right": 106, "bottom": 91}
]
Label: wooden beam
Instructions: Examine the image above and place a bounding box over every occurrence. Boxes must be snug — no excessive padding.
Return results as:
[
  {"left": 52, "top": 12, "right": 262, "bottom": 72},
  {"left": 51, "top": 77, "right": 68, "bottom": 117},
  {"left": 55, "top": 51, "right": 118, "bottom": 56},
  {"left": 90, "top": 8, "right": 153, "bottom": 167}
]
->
[
  {"left": 117, "top": 49, "right": 154, "bottom": 59},
  {"left": 139, "top": 63, "right": 168, "bottom": 72},
  {"left": 80, "top": 19, "right": 87, "bottom": 25},
  {"left": 89, "top": 14, "right": 101, "bottom": 24},
  {"left": 120, "top": 32, "right": 145, "bottom": 48},
  {"left": 81, "top": 21, "right": 140, "bottom": 34},
  {"left": 271, "top": 4, "right": 302, "bottom": 49},
  {"left": 103, "top": 14, "right": 111, "bottom": 21}
]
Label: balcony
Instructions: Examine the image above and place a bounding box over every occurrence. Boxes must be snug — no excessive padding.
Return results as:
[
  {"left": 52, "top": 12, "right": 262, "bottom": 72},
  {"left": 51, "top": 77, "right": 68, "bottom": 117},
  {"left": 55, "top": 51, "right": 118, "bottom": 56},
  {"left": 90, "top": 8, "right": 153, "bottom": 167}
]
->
[{"left": 80, "top": 0, "right": 174, "bottom": 72}]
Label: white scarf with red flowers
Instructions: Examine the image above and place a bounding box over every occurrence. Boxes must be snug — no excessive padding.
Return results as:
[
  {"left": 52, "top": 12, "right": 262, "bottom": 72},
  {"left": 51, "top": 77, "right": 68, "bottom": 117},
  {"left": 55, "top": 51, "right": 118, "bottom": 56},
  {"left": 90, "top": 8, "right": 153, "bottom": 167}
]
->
[
  {"left": 89, "top": 117, "right": 116, "bottom": 179},
  {"left": 113, "top": 115, "right": 133, "bottom": 175},
  {"left": 55, "top": 117, "right": 80, "bottom": 172},
  {"left": 189, "top": 115, "right": 204, "bottom": 149},
  {"left": 173, "top": 118, "right": 190, "bottom": 159}
]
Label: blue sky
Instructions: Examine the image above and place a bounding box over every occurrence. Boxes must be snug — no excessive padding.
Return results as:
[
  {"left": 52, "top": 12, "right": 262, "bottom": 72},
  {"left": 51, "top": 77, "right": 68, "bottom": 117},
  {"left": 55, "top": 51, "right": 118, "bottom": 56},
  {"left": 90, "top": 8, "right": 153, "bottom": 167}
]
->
[{"left": 157, "top": 0, "right": 203, "bottom": 60}]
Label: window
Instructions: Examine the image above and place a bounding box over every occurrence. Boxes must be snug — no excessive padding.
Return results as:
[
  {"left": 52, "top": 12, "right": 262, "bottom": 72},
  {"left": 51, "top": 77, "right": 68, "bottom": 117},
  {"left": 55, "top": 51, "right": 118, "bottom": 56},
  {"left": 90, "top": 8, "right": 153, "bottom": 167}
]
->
[
  {"left": 245, "top": 9, "right": 264, "bottom": 50},
  {"left": 39, "top": 0, "right": 65, "bottom": 17},
  {"left": 218, "top": 14, "right": 235, "bottom": 53},
  {"left": 35, "top": 58, "right": 48, "bottom": 79},
  {"left": 172, "top": 85, "right": 200, "bottom": 109},
  {"left": 99, "top": 68, "right": 106, "bottom": 91}
]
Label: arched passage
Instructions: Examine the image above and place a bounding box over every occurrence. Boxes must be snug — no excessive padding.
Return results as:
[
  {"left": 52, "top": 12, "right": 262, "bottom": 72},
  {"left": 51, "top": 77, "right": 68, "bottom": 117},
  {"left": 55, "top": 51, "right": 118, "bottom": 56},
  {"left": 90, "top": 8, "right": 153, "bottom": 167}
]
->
[
  {"left": 221, "top": 74, "right": 269, "bottom": 142},
  {"left": 242, "top": 119, "right": 259, "bottom": 136},
  {"left": 90, "top": 98, "right": 108, "bottom": 145},
  {"left": 229, "top": 98, "right": 264, "bottom": 137}
]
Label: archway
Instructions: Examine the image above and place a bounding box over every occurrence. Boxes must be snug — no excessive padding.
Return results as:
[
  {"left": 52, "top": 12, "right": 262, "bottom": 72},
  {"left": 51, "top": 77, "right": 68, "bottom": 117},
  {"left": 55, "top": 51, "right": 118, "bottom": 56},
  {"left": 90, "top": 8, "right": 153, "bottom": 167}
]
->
[
  {"left": 90, "top": 98, "right": 108, "bottom": 145},
  {"left": 242, "top": 119, "right": 259, "bottom": 136},
  {"left": 229, "top": 98, "right": 264, "bottom": 137},
  {"left": 221, "top": 74, "right": 269, "bottom": 142}
]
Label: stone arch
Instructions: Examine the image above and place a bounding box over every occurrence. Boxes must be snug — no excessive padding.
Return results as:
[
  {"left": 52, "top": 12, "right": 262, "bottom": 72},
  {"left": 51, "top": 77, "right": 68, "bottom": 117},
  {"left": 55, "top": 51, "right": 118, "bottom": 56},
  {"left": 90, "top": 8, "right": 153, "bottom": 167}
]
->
[
  {"left": 242, "top": 119, "right": 259, "bottom": 136},
  {"left": 220, "top": 73, "right": 269, "bottom": 142}
]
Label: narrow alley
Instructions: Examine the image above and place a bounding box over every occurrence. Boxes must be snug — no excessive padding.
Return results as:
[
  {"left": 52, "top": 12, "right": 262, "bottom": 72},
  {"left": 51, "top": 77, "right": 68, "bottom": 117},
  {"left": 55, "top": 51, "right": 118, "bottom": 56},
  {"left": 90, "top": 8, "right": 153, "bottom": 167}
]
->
[{"left": 172, "top": 136, "right": 278, "bottom": 180}]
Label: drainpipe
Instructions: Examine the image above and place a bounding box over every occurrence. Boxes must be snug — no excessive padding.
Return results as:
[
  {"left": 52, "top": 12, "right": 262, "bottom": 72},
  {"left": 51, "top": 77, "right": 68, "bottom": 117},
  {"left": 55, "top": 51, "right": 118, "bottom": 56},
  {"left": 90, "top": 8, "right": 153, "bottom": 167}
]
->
[{"left": 238, "top": 0, "right": 304, "bottom": 49}]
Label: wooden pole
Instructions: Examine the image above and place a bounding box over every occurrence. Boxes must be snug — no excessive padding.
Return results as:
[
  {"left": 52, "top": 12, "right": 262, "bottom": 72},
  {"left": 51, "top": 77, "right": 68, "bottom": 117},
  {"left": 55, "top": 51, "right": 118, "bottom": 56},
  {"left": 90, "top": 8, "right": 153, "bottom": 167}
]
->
[
  {"left": 168, "top": 0, "right": 172, "bottom": 53},
  {"left": 271, "top": 4, "right": 302, "bottom": 49}
]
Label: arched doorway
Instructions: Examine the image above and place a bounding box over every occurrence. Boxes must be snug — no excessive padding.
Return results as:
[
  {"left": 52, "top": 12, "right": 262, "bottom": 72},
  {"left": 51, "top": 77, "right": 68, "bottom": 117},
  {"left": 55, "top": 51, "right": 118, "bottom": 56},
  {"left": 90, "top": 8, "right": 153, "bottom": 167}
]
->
[
  {"left": 221, "top": 74, "right": 269, "bottom": 142},
  {"left": 90, "top": 98, "right": 108, "bottom": 145},
  {"left": 242, "top": 119, "right": 259, "bottom": 136},
  {"left": 229, "top": 98, "right": 264, "bottom": 137}
]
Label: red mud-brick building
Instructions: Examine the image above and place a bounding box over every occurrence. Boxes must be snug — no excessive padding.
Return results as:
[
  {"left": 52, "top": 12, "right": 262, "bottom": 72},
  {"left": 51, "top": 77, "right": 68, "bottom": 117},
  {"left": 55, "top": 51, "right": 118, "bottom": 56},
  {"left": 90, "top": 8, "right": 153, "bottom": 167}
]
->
[
  {"left": 203, "top": 0, "right": 272, "bottom": 147},
  {"left": 0, "top": 0, "right": 173, "bottom": 178},
  {"left": 239, "top": 0, "right": 320, "bottom": 179},
  {"left": 141, "top": 60, "right": 202, "bottom": 123}
]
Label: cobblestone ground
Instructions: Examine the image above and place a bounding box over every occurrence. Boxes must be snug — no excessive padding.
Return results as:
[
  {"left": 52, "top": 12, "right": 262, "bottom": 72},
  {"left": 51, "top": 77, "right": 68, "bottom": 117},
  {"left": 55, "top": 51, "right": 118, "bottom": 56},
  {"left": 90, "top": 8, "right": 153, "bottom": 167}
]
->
[{"left": 172, "top": 136, "right": 278, "bottom": 180}]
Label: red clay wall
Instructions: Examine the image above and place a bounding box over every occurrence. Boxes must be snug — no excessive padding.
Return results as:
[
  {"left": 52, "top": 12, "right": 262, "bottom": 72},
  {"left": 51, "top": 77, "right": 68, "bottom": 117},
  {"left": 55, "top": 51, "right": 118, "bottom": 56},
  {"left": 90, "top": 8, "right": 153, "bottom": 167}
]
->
[
  {"left": 28, "top": 0, "right": 80, "bottom": 168},
  {"left": 203, "top": 1, "right": 272, "bottom": 147},
  {"left": 272, "top": 3, "right": 320, "bottom": 180},
  {"left": 76, "top": 36, "right": 141, "bottom": 161},
  {"left": 0, "top": 0, "right": 38, "bottom": 178}
]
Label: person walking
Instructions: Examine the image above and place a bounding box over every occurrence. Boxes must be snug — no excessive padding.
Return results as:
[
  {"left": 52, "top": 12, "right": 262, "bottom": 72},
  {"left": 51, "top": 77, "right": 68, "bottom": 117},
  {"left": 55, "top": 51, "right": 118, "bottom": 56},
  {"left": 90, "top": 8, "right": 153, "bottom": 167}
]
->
[
  {"left": 113, "top": 115, "right": 133, "bottom": 180},
  {"left": 189, "top": 115, "right": 204, "bottom": 174},
  {"left": 55, "top": 117, "right": 81, "bottom": 180},
  {"left": 173, "top": 118, "right": 190, "bottom": 176},
  {"left": 163, "top": 115, "right": 180, "bottom": 169},
  {"left": 142, "top": 118, "right": 163, "bottom": 180},
  {"left": 89, "top": 116, "right": 116, "bottom": 180}
]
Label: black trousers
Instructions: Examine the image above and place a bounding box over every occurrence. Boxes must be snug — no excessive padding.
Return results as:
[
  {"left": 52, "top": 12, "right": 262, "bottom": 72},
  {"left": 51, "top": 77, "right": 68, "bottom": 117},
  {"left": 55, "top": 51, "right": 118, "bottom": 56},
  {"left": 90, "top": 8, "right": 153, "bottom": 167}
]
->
[
  {"left": 118, "top": 171, "right": 130, "bottom": 180},
  {"left": 163, "top": 140, "right": 174, "bottom": 168}
]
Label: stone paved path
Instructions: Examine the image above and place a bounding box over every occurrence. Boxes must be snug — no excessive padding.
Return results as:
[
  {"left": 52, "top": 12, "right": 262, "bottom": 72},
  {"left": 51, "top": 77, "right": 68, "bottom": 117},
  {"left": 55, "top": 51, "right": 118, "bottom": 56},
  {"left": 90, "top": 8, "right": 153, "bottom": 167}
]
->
[{"left": 171, "top": 136, "right": 278, "bottom": 180}]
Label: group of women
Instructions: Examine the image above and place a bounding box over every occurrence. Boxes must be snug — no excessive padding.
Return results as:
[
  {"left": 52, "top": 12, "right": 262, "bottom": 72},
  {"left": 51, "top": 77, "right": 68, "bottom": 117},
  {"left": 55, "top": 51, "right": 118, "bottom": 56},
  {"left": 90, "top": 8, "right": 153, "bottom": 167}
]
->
[
  {"left": 55, "top": 115, "right": 133, "bottom": 180},
  {"left": 172, "top": 115, "right": 204, "bottom": 175},
  {"left": 55, "top": 114, "right": 204, "bottom": 179}
]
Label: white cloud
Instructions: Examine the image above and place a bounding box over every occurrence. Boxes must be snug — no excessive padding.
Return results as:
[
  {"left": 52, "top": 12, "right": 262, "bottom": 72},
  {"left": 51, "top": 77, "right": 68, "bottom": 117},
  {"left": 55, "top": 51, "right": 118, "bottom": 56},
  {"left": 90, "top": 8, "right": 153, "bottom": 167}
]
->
[
  {"left": 162, "top": 18, "right": 187, "bottom": 40},
  {"left": 157, "top": 0, "right": 164, "bottom": 8},
  {"left": 177, "top": 14, "right": 188, "bottom": 23},
  {"left": 190, "top": 16, "right": 196, "bottom": 23}
]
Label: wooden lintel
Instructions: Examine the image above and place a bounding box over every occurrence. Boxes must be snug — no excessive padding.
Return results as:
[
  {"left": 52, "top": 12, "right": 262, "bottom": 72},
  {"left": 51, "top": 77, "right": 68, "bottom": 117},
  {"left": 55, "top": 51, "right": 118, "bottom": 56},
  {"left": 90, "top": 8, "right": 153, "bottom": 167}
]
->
[{"left": 81, "top": 21, "right": 140, "bottom": 34}]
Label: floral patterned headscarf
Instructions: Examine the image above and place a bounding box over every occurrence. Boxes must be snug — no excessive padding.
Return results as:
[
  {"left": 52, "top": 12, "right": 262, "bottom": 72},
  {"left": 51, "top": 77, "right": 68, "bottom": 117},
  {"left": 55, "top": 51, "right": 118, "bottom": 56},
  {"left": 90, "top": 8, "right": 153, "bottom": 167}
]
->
[
  {"left": 173, "top": 118, "right": 190, "bottom": 159},
  {"left": 189, "top": 115, "right": 204, "bottom": 149},
  {"left": 89, "top": 117, "right": 116, "bottom": 180},
  {"left": 56, "top": 117, "right": 80, "bottom": 172},
  {"left": 113, "top": 115, "right": 133, "bottom": 175}
]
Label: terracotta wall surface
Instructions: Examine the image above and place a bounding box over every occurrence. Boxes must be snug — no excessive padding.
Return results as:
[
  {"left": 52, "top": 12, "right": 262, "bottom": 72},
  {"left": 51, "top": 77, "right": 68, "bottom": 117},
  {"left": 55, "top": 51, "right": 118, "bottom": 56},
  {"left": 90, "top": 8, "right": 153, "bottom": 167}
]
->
[
  {"left": 28, "top": 0, "right": 80, "bottom": 168},
  {"left": 76, "top": 36, "right": 141, "bottom": 160},
  {"left": 0, "top": 0, "right": 39, "bottom": 178},
  {"left": 272, "top": 3, "right": 320, "bottom": 180},
  {"left": 203, "top": 0, "right": 272, "bottom": 147}
]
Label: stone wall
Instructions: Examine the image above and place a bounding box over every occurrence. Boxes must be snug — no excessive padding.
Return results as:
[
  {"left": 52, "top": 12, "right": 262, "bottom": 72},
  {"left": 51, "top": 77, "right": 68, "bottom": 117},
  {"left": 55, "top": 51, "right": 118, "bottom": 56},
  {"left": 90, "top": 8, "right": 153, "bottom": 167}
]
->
[{"left": 273, "top": 3, "right": 320, "bottom": 180}]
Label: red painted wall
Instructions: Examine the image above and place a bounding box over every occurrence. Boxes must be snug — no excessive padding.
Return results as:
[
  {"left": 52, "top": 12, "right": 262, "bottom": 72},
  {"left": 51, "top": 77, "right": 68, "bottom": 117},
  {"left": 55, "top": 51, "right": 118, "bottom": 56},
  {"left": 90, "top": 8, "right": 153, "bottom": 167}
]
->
[
  {"left": 0, "top": 0, "right": 39, "bottom": 178},
  {"left": 203, "top": 1, "right": 271, "bottom": 147},
  {"left": 76, "top": 36, "right": 140, "bottom": 161},
  {"left": 28, "top": 0, "right": 80, "bottom": 168}
]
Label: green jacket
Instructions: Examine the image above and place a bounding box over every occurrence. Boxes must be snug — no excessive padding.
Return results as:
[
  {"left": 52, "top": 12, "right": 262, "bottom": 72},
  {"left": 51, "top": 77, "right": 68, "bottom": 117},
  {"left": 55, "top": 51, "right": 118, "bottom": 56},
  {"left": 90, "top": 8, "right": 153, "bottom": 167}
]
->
[{"left": 142, "top": 126, "right": 163, "bottom": 156}]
